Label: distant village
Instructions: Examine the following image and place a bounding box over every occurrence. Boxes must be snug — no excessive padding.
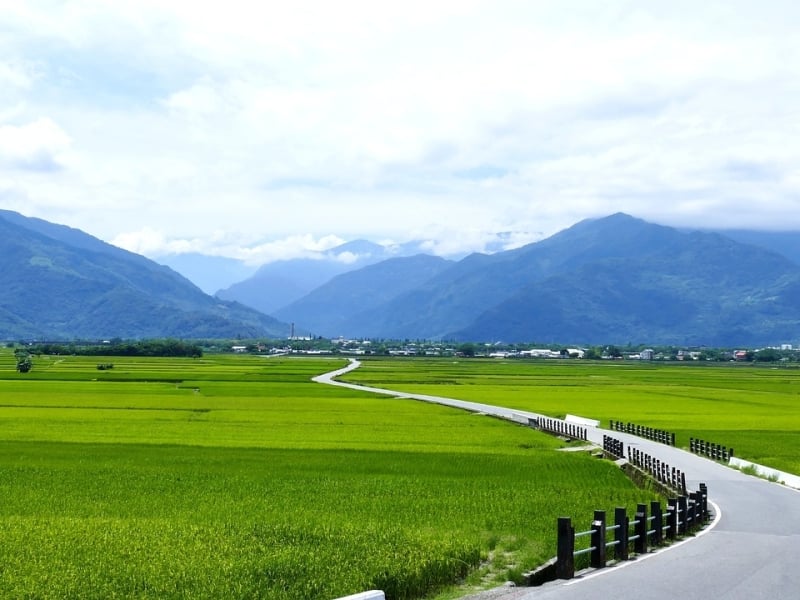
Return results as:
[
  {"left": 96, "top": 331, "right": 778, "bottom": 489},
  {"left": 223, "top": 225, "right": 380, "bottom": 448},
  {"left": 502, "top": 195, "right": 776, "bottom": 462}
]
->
[
  {"left": 14, "top": 337, "right": 798, "bottom": 363},
  {"left": 228, "top": 338, "right": 799, "bottom": 363}
]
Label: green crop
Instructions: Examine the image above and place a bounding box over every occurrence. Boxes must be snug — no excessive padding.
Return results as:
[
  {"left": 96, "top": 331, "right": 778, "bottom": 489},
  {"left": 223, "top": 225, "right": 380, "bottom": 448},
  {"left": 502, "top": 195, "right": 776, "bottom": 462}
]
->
[
  {"left": 342, "top": 357, "right": 800, "bottom": 475},
  {"left": 0, "top": 352, "right": 659, "bottom": 599}
]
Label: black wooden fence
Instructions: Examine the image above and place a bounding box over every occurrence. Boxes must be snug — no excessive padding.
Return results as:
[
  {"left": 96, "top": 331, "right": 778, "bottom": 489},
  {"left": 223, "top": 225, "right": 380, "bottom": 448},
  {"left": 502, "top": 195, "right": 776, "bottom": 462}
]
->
[
  {"left": 603, "top": 434, "right": 625, "bottom": 458},
  {"left": 602, "top": 435, "right": 685, "bottom": 495},
  {"left": 536, "top": 417, "right": 588, "bottom": 441},
  {"left": 556, "top": 483, "right": 709, "bottom": 580},
  {"left": 609, "top": 420, "right": 675, "bottom": 446},
  {"left": 689, "top": 437, "right": 734, "bottom": 462},
  {"left": 627, "top": 446, "right": 687, "bottom": 496}
]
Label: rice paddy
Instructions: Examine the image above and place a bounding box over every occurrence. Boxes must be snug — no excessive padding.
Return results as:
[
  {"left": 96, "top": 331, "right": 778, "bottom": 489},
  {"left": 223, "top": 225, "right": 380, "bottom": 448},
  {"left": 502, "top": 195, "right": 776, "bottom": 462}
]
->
[{"left": 0, "top": 351, "right": 660, "bottom": 599}]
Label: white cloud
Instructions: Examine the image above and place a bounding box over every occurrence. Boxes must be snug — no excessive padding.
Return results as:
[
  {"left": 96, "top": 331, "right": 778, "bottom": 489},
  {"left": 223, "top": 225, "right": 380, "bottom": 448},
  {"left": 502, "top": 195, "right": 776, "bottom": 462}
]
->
[
  {"left": 0, "top": 60, "right": 35, "bottom": 90},
  {"left": 112, "top": 228, "right": 191, "bottom": 256},
  {"left": 238, "top": 234, "right": 347, "bottom": 264},
  {"left": 2, "top": 0, "right": 800, "bottom": 255},
  {"left": 0, "top": 117, "right": 71, "bottom": 170},
  {"left": 331, "top": 251, "right": 360, "bottom": 265},
  {"left": 113, "top": 228, "right": 347, "bottom": 265},
  {"left": 164, "top": 80, "right": 224, "bottom": 115}
]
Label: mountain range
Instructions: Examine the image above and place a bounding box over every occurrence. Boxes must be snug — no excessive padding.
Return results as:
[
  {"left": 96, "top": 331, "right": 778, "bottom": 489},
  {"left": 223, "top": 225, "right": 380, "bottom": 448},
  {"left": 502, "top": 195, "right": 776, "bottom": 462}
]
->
[
  {"left": 214, "top": 240, "right": 420, "bottom": 315},
  {"left": 0, "top": 210, "right": 288, "bottom": 340},
  {"left": 266, "top": 213, "right": 800, "bottom": 346},
  {"left": 3, "top": 209, "right": 800, "bottom": 346}
]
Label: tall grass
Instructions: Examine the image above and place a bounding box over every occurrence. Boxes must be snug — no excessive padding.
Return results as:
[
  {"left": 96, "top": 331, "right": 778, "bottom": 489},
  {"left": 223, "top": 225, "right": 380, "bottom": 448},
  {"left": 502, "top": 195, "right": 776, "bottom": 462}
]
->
[
  {"left": 0, "top": 353, "right": 657, "bottom": 599},
  {"left": 342, "top": 357, "right": 800, "bottom": 475}
]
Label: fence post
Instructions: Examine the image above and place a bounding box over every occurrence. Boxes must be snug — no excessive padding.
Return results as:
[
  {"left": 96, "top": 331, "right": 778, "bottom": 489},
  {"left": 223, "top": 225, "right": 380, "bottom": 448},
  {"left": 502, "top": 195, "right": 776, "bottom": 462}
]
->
[
  {"left": 690, "top": 491, "right": 702, "bottom": 530},
  {"left": 650, "top": 500, "right": 663, "bottom": 546},
  {"left": 699, "top": 483, "right": 708, "bottom": 521},
  {"left": 666, "top": 499, "right": 677, "bottom": 540},
  {"left": 556, "top": 517, "right": 575, "bottom": 580},
  {"left": 677, "top": 496, "right": 688, "bottom": 535},
  {"left": 634, "top": 503, "right": 648, "bottom": 554},
  {"left": 614, "top": 506, "right": 628, "bottom": 561},
  {"left": 590, "top": 510, "right": 606, "bottom": 569}
]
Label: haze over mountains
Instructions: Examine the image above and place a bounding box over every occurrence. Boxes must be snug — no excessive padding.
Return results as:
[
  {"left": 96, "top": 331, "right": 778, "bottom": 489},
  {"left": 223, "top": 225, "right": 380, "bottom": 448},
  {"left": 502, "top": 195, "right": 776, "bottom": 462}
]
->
[
  {"left": 3, "top": 209, "right": 800, "bottom": 346},
  {"left": 214, "top": 240, "right": 434, "bottom": 315}
]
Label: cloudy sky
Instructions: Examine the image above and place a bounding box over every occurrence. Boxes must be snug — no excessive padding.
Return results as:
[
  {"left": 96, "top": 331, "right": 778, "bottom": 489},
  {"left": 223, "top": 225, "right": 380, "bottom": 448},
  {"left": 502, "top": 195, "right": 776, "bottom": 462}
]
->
[{"left": 1, "top": 0, "right": 799, "bottom": 264}]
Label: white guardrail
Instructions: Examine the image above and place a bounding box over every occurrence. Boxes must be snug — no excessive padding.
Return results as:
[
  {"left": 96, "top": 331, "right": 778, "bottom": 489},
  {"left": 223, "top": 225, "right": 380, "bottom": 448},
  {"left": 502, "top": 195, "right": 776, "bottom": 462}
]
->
[
  {"left": 334, "top": 591, "right": 385, "bottom": 600},
  {"left": 565, "top": 413, "right": 600, "bottom": 427}
]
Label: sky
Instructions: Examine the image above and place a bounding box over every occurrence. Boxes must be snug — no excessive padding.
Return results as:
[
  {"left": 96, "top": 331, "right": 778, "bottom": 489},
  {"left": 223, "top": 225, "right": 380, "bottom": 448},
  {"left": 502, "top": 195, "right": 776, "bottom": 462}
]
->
[{"left": 1, "top": 0, "right": 799, "bottom": 265}]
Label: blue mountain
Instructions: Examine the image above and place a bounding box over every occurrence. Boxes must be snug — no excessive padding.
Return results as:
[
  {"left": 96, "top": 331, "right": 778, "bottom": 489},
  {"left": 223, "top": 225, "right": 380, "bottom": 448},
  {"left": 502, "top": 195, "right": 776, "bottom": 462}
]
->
[{"left": 0, "top": 211, "right": 288, "bottom": 340}]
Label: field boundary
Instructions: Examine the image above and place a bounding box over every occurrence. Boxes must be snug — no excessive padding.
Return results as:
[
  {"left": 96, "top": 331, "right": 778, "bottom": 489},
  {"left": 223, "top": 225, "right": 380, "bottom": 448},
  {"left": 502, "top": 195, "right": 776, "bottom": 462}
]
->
[{"left": 729, "top": 457, "right": 800, "bottom": 489}]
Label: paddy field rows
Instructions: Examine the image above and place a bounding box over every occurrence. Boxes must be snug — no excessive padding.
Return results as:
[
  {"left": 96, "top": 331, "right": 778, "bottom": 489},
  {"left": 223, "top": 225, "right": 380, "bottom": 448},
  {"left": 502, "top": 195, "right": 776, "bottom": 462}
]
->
[
  {"left": 342, "top": 357, "right": 800, "bottom": 475},
  {"left": 1, "top": 352, "right": 795, "bottom": 599}
]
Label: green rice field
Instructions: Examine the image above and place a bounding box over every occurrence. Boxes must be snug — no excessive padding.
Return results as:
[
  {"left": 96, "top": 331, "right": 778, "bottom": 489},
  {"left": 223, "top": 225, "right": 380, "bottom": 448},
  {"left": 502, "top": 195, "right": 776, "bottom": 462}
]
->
[
  {"left": 0, "top": 351, "right": 658, "bottom": 599},
  {"left": 342, "top": 357, "right": 800, "bottom": 476}
]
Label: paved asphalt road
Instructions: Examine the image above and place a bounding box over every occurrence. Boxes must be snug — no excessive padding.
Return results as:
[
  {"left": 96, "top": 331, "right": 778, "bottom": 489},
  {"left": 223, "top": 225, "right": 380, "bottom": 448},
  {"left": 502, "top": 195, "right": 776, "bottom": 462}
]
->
[{"left": 315, "top": 360, "right": 800, "bottom": 600}]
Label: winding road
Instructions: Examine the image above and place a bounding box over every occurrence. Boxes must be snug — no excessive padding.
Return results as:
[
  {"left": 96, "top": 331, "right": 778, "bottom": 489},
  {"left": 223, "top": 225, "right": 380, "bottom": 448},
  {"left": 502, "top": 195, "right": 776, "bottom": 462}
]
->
[{"left": 315, "top": 360, "right": 800, "bottom": 600}]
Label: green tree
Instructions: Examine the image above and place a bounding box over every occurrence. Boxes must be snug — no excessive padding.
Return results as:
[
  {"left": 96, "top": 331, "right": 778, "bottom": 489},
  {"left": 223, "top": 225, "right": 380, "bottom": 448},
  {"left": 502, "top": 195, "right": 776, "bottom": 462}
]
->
[
  {"left": 583, "top": 347, "right": 602, "bottom": 360},
  {"left": 457, "top": 343, "right": 476, "bottom": 357},
  {"left": 755, "top": 348, "right": 781, "bottom": 362},
  {"left": 15, "top": 350, "right": 32, "bottom": 373}
]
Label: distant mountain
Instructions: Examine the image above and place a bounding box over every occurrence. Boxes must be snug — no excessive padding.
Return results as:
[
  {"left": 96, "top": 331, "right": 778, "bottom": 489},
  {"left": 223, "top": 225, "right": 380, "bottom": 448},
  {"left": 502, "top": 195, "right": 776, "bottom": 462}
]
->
[
  {"left": 0, "top": 211, "right": 289, "bottom": 340},
  {"left": 273, "top": 254, "right": 454, "bottom": 337},
  {"left": 156, "top": 253, "right": 258, "bottom": 295},
  {"left": 177, "top": 235, "right": 522, "bottom": 312},
  {"left": 454, "top": 229, "right": 800, "bottom": 346},
  {"left": 709, "top": 229, "right": 800, "bottom": 266},
  {"left": 326, "top": 213, "right": 675, "bottom": 340},
  {"left": 8, "top": 209, "right": 799, "bottom": 345},
  {"left": 216, "top": 240, "right": 424, "bottom": 315},
  {"left": 282, "top": 213, "right": 800, "bottom": 346}
]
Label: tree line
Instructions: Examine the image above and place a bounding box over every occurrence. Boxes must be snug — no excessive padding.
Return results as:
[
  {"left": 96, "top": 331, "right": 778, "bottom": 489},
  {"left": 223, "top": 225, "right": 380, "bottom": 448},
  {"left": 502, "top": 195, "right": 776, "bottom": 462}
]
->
[{"left": 24, "top": 339, "right": 203, "bottom": 358}]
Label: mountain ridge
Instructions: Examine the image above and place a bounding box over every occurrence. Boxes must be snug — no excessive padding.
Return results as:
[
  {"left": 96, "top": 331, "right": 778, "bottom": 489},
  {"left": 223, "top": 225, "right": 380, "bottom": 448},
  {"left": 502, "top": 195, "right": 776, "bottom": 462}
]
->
[
  {"left": 274, "top": 254, "right": 454, "bottom": 337},
  {"left": 0, "top": 211, "right": 289, "bottom": 340},
  {"left": 4, "top": 210, "right": 800, "bottom": 346},
  {"left": 215, "top": 239, "right": 436, "bottom": 315},
  {"left": 276, "top": 213, "right": 800, "bottom": 345}
]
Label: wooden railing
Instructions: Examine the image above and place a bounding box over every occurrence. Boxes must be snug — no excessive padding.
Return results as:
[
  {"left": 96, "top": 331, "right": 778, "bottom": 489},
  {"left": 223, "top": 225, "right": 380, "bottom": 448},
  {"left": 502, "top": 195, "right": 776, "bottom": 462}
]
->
[
  {"left": 602, "top": 434, "right": 625, "bottom": 458},
  {"left": 689, "top": 437, "right": 734, "bottom": 462},
  {"left": 556, "top": 484, "right": 709, "bottom": 580},
  {"left": 627, "top": 446, "right": 687, "bottom": 496},
  {"left": 536, "top": 416, "right": 588, "bottom": 441},
  {"left": 609, "top": 419, "right": 675, "bottom": 446}
]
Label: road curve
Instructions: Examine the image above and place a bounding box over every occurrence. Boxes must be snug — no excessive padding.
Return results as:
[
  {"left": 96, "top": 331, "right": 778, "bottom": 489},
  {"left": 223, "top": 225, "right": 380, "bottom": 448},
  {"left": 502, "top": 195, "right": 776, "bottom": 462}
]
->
[{"left": 315, "top": 360, "right": 800, "bottom": 600}]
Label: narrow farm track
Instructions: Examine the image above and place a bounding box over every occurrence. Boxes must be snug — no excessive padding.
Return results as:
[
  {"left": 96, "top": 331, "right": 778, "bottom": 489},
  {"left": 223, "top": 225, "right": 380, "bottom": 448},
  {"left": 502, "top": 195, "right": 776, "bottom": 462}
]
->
[{"left": 314, "top": 360, "right": 800, "bottom": 600}]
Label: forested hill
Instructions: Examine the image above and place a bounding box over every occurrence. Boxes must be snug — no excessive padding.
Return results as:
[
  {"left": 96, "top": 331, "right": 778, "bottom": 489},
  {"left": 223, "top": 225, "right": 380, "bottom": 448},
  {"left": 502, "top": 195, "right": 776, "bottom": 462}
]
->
[
  {"left": 0, "top": 210, "right": 288, "bottom": 340},
  {"left": 276, "top": 213, "right": 800, "bottom": 346},
  {"left": 5, "top": 208, "right": 800, "bottom": 347}
]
